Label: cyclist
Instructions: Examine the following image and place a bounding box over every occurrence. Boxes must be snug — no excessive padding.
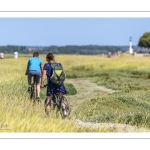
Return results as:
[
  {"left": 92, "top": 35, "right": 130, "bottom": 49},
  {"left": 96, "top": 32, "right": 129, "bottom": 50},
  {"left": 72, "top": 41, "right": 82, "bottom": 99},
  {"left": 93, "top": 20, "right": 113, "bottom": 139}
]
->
[
  {"left": 14, "top": 50, "right": 18, "bottom": 59},
  {"left": 25, "top": 52, "right": 43, "bottom": 100},
  {"left": 40, "top": 52, "right": 68, "bottom": 114}
]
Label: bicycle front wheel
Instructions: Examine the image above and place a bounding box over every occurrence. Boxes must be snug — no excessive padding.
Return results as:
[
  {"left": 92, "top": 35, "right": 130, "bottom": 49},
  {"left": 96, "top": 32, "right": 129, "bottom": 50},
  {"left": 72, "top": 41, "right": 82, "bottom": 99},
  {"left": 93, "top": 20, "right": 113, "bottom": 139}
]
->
[{"left": 60, "top": 96, "right": 71, "bottom": 119}]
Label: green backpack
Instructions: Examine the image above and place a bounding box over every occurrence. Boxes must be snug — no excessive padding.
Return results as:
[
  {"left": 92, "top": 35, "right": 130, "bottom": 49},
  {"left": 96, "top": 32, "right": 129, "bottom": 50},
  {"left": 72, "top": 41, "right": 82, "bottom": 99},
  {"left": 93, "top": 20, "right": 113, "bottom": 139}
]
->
[{"left": 49, "top": 63, "right": 66, "bottom": 85}]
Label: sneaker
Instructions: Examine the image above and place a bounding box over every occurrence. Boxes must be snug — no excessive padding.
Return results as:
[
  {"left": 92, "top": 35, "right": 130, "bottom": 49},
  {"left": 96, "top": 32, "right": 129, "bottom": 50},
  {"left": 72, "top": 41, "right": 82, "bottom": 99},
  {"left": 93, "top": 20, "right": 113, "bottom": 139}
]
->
[
  {"left": 36, "top": 96, "right": 41, "bottom": 103},
  {"left": 36, "top": 96, "right": 40, "bottom": 100}
]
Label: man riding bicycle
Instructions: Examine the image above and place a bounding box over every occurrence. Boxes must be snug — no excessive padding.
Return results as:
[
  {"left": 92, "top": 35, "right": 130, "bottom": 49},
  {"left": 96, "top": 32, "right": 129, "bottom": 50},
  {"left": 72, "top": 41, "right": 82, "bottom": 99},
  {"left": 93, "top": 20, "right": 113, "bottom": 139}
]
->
[{"left": 25, "top": 52, "right": 43, "bottom": 100}]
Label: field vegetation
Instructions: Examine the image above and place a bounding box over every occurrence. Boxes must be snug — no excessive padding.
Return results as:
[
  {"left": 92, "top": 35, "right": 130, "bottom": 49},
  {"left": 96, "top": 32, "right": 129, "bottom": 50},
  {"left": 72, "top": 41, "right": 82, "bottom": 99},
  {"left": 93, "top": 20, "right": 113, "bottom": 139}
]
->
[{"left": 1, "top": 54, "right": 150, "bottom": 132}]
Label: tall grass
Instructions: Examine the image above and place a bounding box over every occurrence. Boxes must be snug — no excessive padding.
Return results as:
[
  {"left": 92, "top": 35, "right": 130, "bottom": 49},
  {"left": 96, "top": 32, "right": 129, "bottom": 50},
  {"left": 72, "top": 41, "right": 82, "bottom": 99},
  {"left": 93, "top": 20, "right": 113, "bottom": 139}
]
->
[
  {"left": 1, "top": 54, "right": 150, "bottom": 131},
  {"left": 0, "top": 55, "right": 115, "bottom": 132}
]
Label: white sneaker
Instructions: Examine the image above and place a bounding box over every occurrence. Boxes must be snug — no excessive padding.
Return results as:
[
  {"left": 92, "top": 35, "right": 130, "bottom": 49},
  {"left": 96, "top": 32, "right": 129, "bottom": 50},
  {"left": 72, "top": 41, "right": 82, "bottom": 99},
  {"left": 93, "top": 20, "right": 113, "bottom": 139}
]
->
[{"left": 63, "top": 108, "right": 67, "bottom": 116}]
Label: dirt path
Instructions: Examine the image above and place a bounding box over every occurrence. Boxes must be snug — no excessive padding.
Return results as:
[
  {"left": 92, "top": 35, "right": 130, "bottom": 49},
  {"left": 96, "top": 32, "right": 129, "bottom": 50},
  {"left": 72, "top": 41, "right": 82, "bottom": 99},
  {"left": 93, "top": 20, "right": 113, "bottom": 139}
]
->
[
  {"left": 65, "top": 78, "right": 149, "bottom": 132},
  {"left": 65, "top": 78, "right": 116, "bottom": 111}
]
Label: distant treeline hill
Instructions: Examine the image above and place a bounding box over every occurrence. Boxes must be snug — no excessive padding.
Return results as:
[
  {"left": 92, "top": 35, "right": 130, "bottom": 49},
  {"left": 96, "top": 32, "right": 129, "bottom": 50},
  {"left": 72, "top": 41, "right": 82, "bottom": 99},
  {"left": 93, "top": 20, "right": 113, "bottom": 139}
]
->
[{"left": 0, "top": 45, "right": 141, "bottom": 55}]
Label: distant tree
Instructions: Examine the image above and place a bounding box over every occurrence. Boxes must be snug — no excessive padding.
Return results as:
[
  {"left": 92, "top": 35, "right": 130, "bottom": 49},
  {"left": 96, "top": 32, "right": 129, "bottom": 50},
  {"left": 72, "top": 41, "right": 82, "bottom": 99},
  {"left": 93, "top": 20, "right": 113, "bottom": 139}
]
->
[{"left": 138, "top": 32, "right": 150, "bottom": 52}]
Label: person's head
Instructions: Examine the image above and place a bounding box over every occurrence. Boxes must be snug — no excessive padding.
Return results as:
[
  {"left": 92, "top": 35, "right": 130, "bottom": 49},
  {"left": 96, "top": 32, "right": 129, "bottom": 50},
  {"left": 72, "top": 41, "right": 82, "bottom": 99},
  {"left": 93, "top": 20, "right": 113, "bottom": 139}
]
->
[
  {"left": 46, "top": 52, "right": 55, "bottom": 61},
  {"left": 33, "top": 52, "right": 39, "bottom": 57}
]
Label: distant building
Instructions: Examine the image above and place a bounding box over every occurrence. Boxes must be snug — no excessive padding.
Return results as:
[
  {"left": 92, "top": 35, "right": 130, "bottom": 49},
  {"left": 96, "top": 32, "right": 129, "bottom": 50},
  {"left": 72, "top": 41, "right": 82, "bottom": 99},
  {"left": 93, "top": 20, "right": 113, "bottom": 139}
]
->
[
  {"left": 14, "top": 50, "right": 18, "bottom": 59},
  {"left": 129, "top": 36, "right": 133, "bottom": 54},
  {"left": 0, "top": 52, "right": 4, "bottom": 59}
]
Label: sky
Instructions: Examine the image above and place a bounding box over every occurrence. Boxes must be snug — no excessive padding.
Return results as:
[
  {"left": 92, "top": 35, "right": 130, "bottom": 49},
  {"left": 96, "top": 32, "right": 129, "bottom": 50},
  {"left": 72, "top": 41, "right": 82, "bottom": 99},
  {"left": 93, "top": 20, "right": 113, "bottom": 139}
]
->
[{"left": 0, "top": 18, "right": 150, "bottom": 47}]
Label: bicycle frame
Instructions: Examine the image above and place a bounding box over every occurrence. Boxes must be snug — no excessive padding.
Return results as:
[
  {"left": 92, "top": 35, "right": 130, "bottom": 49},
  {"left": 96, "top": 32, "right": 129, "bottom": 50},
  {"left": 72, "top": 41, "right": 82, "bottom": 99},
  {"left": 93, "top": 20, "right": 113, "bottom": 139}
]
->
[{"left": 44, "top": 84, "right": 70, "bottom": 118}]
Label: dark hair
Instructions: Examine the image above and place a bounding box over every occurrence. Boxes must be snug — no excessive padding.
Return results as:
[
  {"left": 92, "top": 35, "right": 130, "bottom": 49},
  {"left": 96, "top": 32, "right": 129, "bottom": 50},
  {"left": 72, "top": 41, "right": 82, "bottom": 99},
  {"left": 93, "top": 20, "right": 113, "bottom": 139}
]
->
[
  {"left": 46, "top": 52, "right": 55, "bottom": 61},
  {"left": 33, "top": 52, "right": 39, "bottom": 57}
]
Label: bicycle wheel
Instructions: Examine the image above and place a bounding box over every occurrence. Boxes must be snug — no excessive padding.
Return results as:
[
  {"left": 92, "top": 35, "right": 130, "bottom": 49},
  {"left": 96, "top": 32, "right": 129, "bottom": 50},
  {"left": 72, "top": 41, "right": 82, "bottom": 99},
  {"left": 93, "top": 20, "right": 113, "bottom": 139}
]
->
[{"left": 60, "top": 96, "right": 71, "bottom": 119}]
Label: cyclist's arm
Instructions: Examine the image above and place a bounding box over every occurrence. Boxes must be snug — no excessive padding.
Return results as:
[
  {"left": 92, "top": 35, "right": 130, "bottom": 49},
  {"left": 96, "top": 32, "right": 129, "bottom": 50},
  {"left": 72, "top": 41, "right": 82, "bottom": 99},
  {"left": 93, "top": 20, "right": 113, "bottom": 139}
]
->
[
  {"left": 40, "top": 64, "right": 43, "bottom": 75},
  {"left": 41, "top": 69, "right": 46, "bottom": 87},
  {"left": 25, "top": 63, "right": 29, "bottom": 75}
]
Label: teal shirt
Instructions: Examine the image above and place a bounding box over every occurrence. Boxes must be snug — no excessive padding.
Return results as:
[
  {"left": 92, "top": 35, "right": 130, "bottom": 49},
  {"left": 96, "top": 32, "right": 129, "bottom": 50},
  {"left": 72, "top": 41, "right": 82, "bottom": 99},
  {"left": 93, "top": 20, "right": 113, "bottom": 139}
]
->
[{"left": 28, "top": 57, "right": 42, "bottom": 72}]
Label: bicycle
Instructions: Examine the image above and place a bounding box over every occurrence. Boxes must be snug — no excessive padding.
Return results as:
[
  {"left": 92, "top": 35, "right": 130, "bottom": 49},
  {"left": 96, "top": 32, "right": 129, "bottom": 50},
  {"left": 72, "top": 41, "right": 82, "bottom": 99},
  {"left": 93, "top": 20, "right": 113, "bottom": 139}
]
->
[
  {"left": 29, "top": 75, "right": 41, "bottom": 105},
  {"left": 43, "top": 84, "right": 71, "bottom": 119}
]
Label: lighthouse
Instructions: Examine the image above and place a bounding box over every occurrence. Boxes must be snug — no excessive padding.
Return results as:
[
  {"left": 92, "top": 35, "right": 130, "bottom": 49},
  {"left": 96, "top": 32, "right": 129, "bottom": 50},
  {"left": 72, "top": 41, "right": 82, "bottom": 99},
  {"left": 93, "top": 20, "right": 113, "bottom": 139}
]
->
[{"left": 129, "top": 36, "right": 133, "bottom": 54}]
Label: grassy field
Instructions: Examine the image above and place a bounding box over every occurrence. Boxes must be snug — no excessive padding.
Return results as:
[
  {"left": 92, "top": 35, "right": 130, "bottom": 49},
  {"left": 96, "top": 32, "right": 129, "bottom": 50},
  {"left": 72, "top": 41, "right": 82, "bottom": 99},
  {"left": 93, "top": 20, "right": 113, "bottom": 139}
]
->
[{"left": 1, "top": 54, "right": 150, "bottom": 132}]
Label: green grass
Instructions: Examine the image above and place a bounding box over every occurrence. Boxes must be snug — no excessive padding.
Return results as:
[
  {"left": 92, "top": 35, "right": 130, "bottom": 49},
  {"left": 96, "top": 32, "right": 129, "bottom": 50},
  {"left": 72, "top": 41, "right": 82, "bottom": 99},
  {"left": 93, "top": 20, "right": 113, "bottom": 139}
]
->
[
  {"left": 65, "top": 83, "right": 77, "bottom": 95},
  {"left": 70, "top": 56, "right": 150, "bottom": 129},
  {"left": 73, "top": 90, "right": 150, "bottom": 128},
  {"left": 92, "top": 73, "right": 150, "bottom": 91}
]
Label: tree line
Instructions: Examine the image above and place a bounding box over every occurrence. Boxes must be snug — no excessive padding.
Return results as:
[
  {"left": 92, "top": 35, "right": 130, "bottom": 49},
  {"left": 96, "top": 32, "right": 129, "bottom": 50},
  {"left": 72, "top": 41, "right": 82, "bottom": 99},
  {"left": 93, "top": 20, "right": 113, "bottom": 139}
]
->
[
  {"left": 1, "top": 32, "right": 150, "bottom": 55},
  {"left": 0, "top": 45, "right": 137, "bottom": 55}
]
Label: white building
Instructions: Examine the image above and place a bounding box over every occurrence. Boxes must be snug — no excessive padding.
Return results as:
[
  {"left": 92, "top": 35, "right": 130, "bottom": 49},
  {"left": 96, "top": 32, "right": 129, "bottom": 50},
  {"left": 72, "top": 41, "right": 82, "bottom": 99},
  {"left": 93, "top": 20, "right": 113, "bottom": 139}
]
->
[{"left": 129, "top": 36, "right": 133, "bottom": 54}]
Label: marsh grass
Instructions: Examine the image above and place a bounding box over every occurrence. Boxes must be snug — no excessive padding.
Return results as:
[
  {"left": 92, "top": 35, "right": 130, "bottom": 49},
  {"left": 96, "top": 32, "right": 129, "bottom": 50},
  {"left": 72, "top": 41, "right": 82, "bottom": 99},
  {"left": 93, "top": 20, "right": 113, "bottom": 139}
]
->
[
  {"left": 1, "top": 54, "right": 150, "bottom": 132},
  {"left": 73, "top": 91, "right": 150, "bottom": 129},
  {"left": 69, "top": 54, "right": 150, "bottom": 129},
  {"left": 0, "top": 55, "right": 111, "bottom": 132},
  {"left": 92, "top": 74, "right": 150, "bottom": 91}
]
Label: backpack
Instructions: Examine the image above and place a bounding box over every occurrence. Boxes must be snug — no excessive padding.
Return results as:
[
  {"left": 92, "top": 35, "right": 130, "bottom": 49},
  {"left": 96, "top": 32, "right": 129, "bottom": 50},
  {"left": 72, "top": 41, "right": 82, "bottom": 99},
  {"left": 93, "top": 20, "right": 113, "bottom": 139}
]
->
[{"left": 49, "top": 63, "right": 66, "bottom": 85}]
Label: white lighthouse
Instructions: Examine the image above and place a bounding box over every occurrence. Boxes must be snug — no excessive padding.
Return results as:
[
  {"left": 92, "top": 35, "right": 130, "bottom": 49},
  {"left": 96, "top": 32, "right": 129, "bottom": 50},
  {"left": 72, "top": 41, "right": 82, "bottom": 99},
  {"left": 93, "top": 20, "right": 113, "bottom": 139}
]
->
[{"left": 129, "top": 36, "right": 133, "bottom": 54}]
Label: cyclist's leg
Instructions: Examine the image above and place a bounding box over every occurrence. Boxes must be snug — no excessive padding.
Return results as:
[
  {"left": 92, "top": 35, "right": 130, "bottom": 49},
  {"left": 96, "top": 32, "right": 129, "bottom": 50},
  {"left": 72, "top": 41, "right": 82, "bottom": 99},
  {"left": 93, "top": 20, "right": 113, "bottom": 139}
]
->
[
  {"left": 59, "top": 92, "right": 64, "bottom": 97},
  {"left": 45, "top": 96, "right": 52, "bottom": 105},
  {"left": 34, "top": 71, "right": 41, "bottom": 99},
  {"left": 45, "top": 96, "right": 53, "bottom": 115},
  {"left": 36, "top": 83, "right": 40, "bottom": 98},
  {"left": 44, "top": 86, "right": 54, "bottom": 114},
  {"left": 28, "top": 75, "right": 32, "bottom": 85},
  {"left": 27, "top": 72, "right": 34, "bottom": 91}
]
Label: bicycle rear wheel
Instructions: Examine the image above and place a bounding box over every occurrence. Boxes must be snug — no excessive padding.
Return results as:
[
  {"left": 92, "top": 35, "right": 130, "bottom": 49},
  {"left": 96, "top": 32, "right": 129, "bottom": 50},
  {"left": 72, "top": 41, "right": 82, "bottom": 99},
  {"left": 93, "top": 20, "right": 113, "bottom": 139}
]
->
[{"left": 60, "top": 96, "right": 71, "bottom": 119}]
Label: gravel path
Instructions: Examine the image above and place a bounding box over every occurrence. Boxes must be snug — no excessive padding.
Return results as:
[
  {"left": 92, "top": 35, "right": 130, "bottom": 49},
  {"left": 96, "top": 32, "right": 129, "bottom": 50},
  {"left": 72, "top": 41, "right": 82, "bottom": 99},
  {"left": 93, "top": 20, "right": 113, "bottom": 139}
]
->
[{"left": 74, "top": 119, "right": 149, "bottom": 132}]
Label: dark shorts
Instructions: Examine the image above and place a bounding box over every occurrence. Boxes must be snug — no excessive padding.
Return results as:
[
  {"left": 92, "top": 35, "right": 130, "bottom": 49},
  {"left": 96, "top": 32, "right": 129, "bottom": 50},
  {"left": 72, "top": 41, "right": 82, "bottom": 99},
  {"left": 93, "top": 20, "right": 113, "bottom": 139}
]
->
[
  {"left": 28, "top": 70, "right": 41, "bottom": 84},
  {"left": 46, "top": 81, "right": 68, "bottom": 96}
]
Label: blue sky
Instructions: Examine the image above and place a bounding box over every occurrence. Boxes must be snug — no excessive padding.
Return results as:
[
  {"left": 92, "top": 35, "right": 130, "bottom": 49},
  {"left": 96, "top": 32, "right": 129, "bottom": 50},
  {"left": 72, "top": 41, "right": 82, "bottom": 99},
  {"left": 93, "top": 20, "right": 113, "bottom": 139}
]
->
[{"left": 0, "top": 18, "right": 150, "bottom": 47}]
